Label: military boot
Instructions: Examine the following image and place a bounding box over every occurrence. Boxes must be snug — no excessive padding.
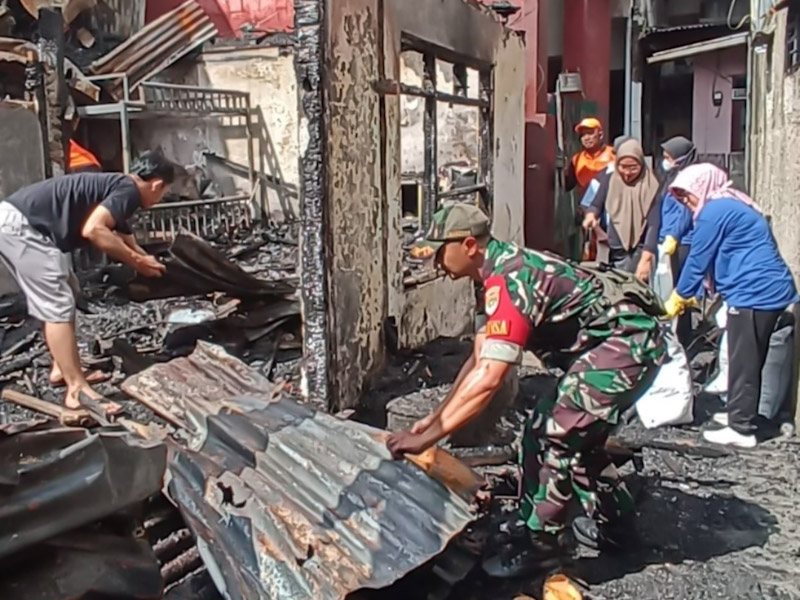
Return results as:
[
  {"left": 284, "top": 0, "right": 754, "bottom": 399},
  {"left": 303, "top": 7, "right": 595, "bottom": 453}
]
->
[
  {"left": 482, "top": 530, "right": 568, "bottom": 579},
  {"left": 572, "top": 514, "right": 638, "bottom": 552}
]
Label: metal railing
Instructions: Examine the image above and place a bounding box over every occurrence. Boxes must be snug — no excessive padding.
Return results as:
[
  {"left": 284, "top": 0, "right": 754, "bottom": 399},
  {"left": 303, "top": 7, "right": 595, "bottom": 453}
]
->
[
  {"left": 134, "top": 195, "right": 255, "bottom": 244},
  {"left": 140, "top": 82, "right": 250, "bottom": 115}
]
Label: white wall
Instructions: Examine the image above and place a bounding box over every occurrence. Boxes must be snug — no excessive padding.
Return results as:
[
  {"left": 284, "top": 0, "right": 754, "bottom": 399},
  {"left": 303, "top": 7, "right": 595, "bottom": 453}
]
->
[{"left": 132, "top": 46, "right": 300, "bottom": 221}]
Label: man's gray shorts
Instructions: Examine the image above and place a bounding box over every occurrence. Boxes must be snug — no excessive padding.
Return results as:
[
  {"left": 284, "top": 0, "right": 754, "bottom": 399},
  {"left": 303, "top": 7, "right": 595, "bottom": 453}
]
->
[{"left": 0, "top": 202, "right": 75, "bottom": 323}]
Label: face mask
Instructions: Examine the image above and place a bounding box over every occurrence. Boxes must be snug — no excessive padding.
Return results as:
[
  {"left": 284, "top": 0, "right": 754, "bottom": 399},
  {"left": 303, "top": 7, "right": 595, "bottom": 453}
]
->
[{"left": 662, "top": 159, "right": 676, "bottom": 172}]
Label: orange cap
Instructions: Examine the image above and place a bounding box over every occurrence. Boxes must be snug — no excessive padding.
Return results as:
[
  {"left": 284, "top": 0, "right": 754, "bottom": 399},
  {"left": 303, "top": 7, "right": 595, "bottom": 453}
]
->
[{"left": 575, "top": 117, "right": 603, "bottom": 133}]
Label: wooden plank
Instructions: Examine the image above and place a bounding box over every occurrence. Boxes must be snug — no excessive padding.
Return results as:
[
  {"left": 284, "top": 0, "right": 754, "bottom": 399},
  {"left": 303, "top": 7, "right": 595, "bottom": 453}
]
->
[{"left": 1, "top": 389, "right": 89, "bottom": 426}]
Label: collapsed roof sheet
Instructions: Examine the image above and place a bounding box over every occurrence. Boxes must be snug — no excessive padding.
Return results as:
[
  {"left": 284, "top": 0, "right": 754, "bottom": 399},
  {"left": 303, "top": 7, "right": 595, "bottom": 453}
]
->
[
  {"left": 90, "top": 0, "right": 217, "bottom": 99},
  {"left": 0, "top": 420, "right": 166, "bottom": 561},
  {"left": 122, "top": 342, "right": 478, "bottom": 600},
  {"left": 123, "top": 232, "right": 297, "bottom": 302}
]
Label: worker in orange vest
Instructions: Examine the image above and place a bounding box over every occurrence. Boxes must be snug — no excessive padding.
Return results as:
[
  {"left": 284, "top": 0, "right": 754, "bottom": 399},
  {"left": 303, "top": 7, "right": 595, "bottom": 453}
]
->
[
  {"left": 564, "top": 117, "right": 615, "bottom": 260},
  {"left": 69, "top": 139, "right": 101, "bottom": 174},
  {"left": 68, "top": 118, "right": 102, "bottom": 174}
]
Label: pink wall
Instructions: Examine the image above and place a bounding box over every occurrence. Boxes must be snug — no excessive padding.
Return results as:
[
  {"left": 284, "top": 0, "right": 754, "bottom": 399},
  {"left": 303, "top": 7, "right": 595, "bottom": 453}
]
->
[{"left": 692, "top": 46, "right": 746, "bottom": 155}]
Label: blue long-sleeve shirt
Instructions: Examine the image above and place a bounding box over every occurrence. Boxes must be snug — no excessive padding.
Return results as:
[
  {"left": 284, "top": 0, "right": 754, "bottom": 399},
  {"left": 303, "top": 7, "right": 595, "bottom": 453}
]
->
[
  {"left": 659, "top": 192, "right": 694, "bottom": 245},
  {"left": 676, "top": 197, "right": 799, "bottom": 310}
]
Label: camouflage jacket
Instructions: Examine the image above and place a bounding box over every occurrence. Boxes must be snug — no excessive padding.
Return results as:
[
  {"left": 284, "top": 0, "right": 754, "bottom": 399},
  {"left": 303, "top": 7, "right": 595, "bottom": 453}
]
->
[{"left": 478, "top": 238, "right": 663, "bottom": 365}]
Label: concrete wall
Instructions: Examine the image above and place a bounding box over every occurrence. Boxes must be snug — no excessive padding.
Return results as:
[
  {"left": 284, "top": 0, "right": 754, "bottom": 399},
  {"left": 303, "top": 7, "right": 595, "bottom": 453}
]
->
[
  {"left": 750, "top": 8, "right": 800, "bottom": 279},
  {"left": 323, "top": 0, "right": 526, "bottom": 409},
  {"left": 132, "top": 45, "right": 300, "bottom": 220},
  {"left": 692, "top": 46, "right": 747, "bottom": 155}
]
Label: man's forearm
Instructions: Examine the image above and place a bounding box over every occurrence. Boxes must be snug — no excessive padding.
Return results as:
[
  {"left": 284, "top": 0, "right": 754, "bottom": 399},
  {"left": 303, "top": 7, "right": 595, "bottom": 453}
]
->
[
  {"left": 88, "top": 228, "right": 141, "bottom": 266},
  {"left": 121, "top": 233, "right": 147, "bottom": 256},
  {"left": 425, "top": 362, "right": 504, "bottom": 443}
]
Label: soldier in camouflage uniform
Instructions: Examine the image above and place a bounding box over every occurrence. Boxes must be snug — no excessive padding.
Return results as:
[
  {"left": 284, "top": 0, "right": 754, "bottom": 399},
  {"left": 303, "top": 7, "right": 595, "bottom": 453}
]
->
[{"left": 387, "top": 203, "right": 667, "bottom": 578}]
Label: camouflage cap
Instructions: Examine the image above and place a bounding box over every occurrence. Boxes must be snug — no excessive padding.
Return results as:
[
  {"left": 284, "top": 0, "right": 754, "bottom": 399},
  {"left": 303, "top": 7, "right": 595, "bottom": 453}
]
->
[{"left": 411, "top": 203, "right": 491, "bottom": 259}]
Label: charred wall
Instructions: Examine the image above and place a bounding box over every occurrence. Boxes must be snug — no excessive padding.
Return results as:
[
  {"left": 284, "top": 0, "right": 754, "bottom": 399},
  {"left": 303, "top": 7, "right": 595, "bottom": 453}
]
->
[
  {"left": 325, "top": 0, "right": 385, "bottom": 408},
  {"left": 319, "top": 0, "right": 525, "bottom": 409}
]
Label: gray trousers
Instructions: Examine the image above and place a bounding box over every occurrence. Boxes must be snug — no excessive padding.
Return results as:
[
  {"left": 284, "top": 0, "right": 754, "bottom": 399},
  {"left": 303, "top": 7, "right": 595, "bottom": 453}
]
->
[{"left": 0, "top": 203, "right": 75, "bottom": 323}]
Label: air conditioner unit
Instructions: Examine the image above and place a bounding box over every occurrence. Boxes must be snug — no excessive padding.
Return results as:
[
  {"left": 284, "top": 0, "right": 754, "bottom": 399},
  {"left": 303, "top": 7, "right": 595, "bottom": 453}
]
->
[{"left": 732, "top": 87, "right": 747, "bottom": 100}]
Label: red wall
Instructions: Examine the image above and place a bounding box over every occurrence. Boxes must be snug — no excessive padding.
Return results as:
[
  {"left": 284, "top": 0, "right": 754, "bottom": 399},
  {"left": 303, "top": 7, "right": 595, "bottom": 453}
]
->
[{"left": 146, "top": 0, "right": 294, "bottom": 38}]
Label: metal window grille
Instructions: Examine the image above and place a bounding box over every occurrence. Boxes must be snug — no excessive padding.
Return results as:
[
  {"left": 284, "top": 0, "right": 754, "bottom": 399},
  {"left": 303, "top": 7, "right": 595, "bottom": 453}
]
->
[
  {"left": 787, "top": 1, "right": 800, "bottom": 72},
  {"left": 399, "top": 40, "right": 494, "bottom": 233}
]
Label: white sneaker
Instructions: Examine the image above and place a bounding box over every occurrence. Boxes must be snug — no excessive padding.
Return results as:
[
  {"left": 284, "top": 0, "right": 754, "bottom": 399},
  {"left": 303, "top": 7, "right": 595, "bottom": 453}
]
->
[
  {"left": 703, "top": 426, "right": 757, "bottom": 449},
  {"left": 711, "top": 412, "right": 729, "bottom": 426}
]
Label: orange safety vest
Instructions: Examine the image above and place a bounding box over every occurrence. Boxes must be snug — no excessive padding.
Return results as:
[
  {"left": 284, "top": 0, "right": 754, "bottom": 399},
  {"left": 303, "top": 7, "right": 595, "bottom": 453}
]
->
[
  {"left": 572, "top": 145, "right": 614, "bottom": 262},
  {"left": 69, "top": 139, "right": 101, "bottom": 170},
  {"left": 571, "top": 145, "right": 615, "bottom": 195}
]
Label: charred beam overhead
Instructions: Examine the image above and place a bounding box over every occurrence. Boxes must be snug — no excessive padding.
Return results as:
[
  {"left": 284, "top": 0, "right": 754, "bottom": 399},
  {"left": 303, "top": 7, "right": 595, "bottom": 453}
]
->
[{"left": 396, "top": 82, "right": 490, "bottom": 109}]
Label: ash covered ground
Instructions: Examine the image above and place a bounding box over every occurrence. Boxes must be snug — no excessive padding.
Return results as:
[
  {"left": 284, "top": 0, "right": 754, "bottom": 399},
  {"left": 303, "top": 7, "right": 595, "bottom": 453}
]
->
[
  {"left": 2, "top": 233, "right": 799, "bottom": 600},
  {"left": 369, "top": 333, "right": 800, "bottom": 600},
  {"left": 0, "top": 225, "right": 303, "bottom": 424}
]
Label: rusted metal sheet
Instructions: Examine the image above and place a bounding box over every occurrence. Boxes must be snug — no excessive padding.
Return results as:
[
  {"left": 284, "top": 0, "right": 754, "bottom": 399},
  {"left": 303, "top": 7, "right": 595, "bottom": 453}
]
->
[
  {"left": 122, "top": 342, "right": 477, "bottom": 600},
  {"left": 146, "top": 0, "right": 293, "bottom": 37},
  {"left": 90, "top": 0, "right": 218, "bottom": 99}
]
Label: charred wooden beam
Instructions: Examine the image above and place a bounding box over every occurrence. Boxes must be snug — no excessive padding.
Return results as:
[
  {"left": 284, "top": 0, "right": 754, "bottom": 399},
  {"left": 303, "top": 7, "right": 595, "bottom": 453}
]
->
[
  {"left": 295, "top": 0, "right": 333, "bottom": 407},
  {"left": 422, "top": 52, "right": 437, "bottom": 230}
]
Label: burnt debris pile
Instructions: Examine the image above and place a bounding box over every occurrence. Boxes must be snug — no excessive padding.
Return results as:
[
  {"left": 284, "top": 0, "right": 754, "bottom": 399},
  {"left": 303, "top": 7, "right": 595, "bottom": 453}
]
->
[{"left": 0, "top": 225, "right": 302, "bottom": 422}]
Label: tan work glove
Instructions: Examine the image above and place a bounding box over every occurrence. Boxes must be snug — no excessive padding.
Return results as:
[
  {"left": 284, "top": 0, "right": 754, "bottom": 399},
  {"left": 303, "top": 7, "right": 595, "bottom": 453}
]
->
[
  {"left": 661, "top": 236, "right": 678, "bottom": 257},
  {"left": 664, "top": 290, "right": 696, "bottom": 319}
]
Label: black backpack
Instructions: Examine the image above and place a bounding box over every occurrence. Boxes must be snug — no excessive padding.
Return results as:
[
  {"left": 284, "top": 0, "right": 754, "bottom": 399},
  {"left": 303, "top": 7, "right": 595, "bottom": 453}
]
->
[{"left": 580, "top": 262, "right": 667, "bottom": 318}]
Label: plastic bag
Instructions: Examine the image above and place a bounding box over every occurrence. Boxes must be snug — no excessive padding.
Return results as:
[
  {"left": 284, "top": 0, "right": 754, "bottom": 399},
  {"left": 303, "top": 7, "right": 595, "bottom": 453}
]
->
[
  {"left": 652, "top": 249, "right": 674, "bottom": 304},
  {"left": 636, "top": 328, "right": 694, "bottom": 428},
  {"left": 758, "top": 315, "right": 795, "bottom": 419}
]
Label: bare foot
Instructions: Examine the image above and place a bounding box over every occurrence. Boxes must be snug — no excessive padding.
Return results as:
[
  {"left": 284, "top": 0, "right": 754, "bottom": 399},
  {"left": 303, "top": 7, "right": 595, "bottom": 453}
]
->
[
  {"left": 65, "top": 387, "right": 123, "bottom": 416},
  {"left": 50, "top": 369, "right": 110, "bottom": 387}
]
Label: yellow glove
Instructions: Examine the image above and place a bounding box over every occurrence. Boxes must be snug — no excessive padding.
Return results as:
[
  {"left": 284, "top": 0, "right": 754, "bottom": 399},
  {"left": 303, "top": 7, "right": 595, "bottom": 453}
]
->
[
  {"left": 664, "top": 290, "right": 689, "bottom": 319},
  {"left": 661, "top": 236, "right": 678, "bottom": 256}
]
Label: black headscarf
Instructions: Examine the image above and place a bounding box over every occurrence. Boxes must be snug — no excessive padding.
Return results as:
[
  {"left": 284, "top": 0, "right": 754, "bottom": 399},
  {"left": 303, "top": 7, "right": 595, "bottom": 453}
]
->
[{"left": 657, "top": 136, "right": 698, "bottom": 200}]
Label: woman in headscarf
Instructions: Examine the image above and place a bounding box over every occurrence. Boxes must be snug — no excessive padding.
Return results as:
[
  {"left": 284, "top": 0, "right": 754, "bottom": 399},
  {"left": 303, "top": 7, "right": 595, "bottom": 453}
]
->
[
  {"left": 582, "top": 139, "right": 659, "bottom": 278},
  {"left": 666, "top": 164, "right": 798, "bottom": 449},
  {"left": 638, "top": 136, "right": 699, "bottom": 346}
]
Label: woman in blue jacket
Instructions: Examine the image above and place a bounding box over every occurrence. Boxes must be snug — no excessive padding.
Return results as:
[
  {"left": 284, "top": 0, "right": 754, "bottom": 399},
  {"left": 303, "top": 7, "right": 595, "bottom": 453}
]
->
[
  {"left": 639, "top": 136, "right": 698, "bottom": 346},
  {"left": 666, "top": 164, "right": 798, "bottom": 449}
]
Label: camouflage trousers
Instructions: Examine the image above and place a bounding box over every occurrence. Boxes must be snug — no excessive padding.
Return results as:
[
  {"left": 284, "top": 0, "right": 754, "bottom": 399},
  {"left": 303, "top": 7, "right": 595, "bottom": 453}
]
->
[{"left": 519, "top": 323, "right": 665, "bottom": 534}]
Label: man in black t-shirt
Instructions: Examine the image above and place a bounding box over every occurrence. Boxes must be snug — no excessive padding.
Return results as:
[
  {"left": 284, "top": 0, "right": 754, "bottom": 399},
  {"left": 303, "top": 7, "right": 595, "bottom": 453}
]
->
[{"left": 0, "top": 152, "right": 176, "bottom": 416}]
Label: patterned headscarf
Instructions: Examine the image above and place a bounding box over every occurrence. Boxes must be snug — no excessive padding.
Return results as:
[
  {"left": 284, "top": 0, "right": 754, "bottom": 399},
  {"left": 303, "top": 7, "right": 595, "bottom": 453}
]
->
[{"left": 669, "top": 163, "right": 761, "bottom": 220}]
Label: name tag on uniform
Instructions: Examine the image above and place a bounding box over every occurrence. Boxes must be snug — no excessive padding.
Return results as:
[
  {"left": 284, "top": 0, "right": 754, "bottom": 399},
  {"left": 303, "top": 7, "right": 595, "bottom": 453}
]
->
[{"left": 486, "top": 320, "right": 510, "bottom": 336}]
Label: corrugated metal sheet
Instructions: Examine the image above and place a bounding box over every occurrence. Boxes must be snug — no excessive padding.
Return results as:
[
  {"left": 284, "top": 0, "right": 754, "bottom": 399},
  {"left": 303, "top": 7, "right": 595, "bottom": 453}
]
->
[
  {"left": 647, "top": 32, "right": 748, "bottom": 64},
  {"left": 122, "top": 342, "right": 478, "bottom": 600},
  {"left": 146, "top": 0, "right": 293, "bottom": 38},
  {"left": 91, "top": 0, "right": 218, "bottom": 99}
]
